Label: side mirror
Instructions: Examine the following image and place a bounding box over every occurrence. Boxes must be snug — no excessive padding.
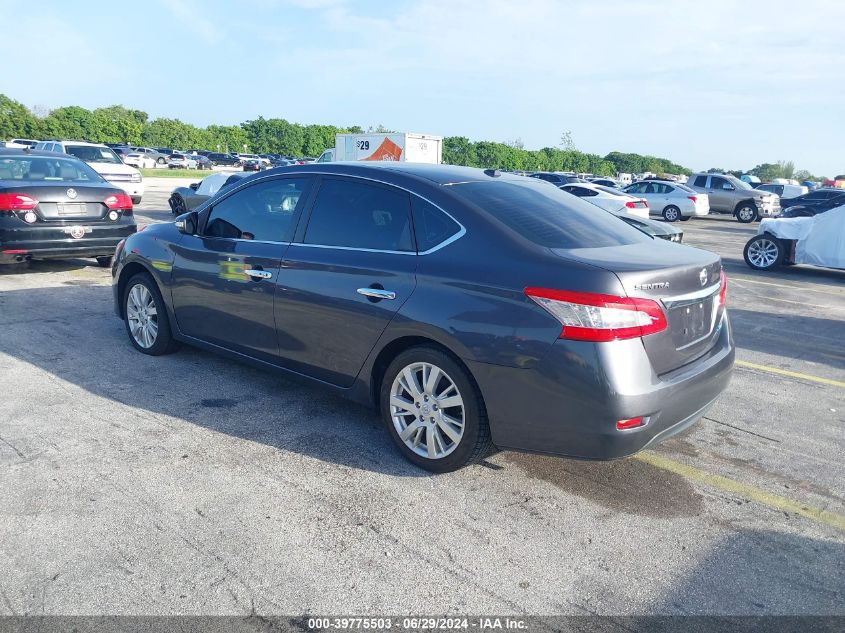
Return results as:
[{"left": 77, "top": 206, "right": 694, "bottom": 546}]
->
[
  {"left": 189, "top": 182, "right": 199, "bottom": 191},
  {"left": 175, "top": 211, "right": 198, "bottom": 235}
]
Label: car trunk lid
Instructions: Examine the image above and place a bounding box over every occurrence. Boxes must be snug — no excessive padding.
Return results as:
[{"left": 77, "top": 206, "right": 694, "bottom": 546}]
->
[{"left": 551, "top": 241, "right": 725, "bottom": 374}]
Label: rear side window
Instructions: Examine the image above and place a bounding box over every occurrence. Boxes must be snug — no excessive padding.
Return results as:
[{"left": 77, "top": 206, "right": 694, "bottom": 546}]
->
[
  {"left": 304, "top": 178, "right": 414, "bottom": 252},
  {"left": 693, "top": 175, "right": 708, "bottom": 187},
  {"left": 205, "top": 177, "right": 311, "bottom": 242},
  {"left": 411, "top": 197, "right": 461, "bottom": 252},
  {"left": 451, "top": 180, "right": 649, "bottom": 249}
]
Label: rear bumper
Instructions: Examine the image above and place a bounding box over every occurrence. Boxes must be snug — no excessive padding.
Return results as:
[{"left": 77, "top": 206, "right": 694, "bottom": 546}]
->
[
  {"left": 0, "top": 222, "right": 136, "bottom": 263},
  {"left": 468, "top": 313, "right": 734, "bottom": 459}
]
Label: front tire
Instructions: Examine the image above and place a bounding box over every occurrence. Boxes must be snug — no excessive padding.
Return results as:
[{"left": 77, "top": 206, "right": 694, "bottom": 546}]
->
[
  {"left": 736, "top": 203, "right": 758, "bottom": 223},
  {"left": 123, "top": 273, "right": 179, "bottom": 355},
  {"left": 157, "top": 157, "right": 166, "bottom": 165},
  {"left": 662, "top": 206, "right": 681, "bottom": 222},
  {"left": 744, "top": 235, "right": 783, "bottom": 270},
  {"left": 169, "top": 193, "right": 187, "bottom": 216},
  {"left": 380, "top": 346, "right": 492, "bottom": 473}
]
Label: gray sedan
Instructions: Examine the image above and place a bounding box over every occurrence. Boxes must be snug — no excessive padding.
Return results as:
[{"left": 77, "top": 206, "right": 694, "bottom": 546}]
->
[{"left": 168, "top": 172, "right": 249, "bottom": 215}]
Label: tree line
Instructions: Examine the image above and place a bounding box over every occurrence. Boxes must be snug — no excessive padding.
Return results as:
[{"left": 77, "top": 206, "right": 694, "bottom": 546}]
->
[{"left": 0, "top": 93, "right": 694, "bottom": 176}]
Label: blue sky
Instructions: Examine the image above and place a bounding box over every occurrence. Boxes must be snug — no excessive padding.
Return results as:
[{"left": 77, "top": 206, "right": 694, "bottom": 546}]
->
[{"left": 2, "top": 0, "right": 843, "bottom": 175}]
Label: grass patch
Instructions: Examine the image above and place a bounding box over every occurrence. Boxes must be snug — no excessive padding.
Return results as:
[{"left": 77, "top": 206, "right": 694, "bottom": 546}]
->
[{"left": 140, "top": 168, "right": 216, "bottom": 178}]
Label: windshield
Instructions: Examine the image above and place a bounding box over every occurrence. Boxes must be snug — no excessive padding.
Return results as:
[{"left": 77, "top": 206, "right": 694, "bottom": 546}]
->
[
  {"left": 450, "top": 179, "right": 650, "bottom": 249},
  {"left": 726, "top": 175, "right": 753, "bottom": 190},
  {"left": 0, "top": 156, "right": 105, "bottom": 182},
  {"left": 64, "top": 145, "right": 123, "bottom": 165},
  {"left": 594, "top": 185, "right": 626, "bottom": 197}
]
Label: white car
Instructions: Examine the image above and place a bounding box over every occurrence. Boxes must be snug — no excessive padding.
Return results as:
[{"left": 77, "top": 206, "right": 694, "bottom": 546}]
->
[
  {"left": 237, "top": 153, "right": 271, "bottom": 167},
  {"left": 123, "top": 152, "right": 157, "bottom": 169},
  {"left": 559, "top": 182, "right": 649, "bottom": 219},
  {"left": 34, "top": 140, "right": 144, "bottom": 203},
  {"left": 624, "top": 180, "right": 710, "bottom": 222},
  {"left": 743, "top": 205, "right": 845, "bottom": 271},
  {"left": 755, "top": 183, "right": 808, "bottom": 199},
  {"left": 5, "top": 138, "right": 39, "bottom": 149},
  {"left": 167, "top": 153, "right": 198, "bottom": 169}
]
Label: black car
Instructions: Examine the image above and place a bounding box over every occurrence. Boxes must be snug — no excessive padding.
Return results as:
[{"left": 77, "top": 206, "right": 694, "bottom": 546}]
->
[
  {"left": 242, "top": 159, "right": 262, "bottom": 172},
  {"left": 207, "top": 153, "right": 242, "bottom": 167},
  {"left": 529, "top": 172, "right": 587, "bottom": 185},
  {"left": 778, "top": 189, "right": 845, "bottom": 217},
  {"left": 112, "top": 164, "right": 733, "bottom": 472},
  {"left": 191, "top": 154, "right": 214, "bottom": 170},
  {"left": 0, "top": 149, "right": 136, "bottom": 267}
]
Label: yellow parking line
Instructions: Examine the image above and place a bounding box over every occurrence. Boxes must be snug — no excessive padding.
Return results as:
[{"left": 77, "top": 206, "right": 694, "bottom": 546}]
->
[
  {"left": 735, "top": 359, "right": 845, "bottom": 388},
  {"left": 635, "top": 452, "right": 845, "bottom": 532}
]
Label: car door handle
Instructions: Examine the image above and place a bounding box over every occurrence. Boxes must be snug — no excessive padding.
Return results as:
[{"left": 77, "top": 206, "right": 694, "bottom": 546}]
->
[
  {"left": 357, "top": 288, "right": 396, "bottom": 300},
  {"left": 245, "top": 269, "right": 273, "bottom": 280}
]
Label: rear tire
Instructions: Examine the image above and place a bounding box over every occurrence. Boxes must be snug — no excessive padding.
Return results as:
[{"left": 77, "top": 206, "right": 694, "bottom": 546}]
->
[
  {"left": 744, "top": 235, "right": 783, "bottom": 270},
  {"left": 123, "top": 273, "right": 179, "bottom": 355},
  {"left": 96, "top": 256, "right": 112, "bottom": 268},
  {"left": 380, "top": 346, "right": 493, "bottom": 473},
  {"left": 662, "top": 206, "right": 681, "bottom": 222},
  {"left": 736, "top": 203, "right": 758, "bottom": 223}
]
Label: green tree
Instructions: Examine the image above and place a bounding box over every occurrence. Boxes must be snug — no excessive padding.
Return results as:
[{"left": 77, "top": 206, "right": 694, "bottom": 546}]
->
[
  {"left": 93, "top": 105, "right": 146, "bottom": 144},
  {"left": 0, "top": 94, "right": 39, "bottom": 139},
  {"left": 140, "top": 118, "right": 204, "bottom": 149},
  {"left": 778, "top": 160, "right": 795, "bottom": 180}
]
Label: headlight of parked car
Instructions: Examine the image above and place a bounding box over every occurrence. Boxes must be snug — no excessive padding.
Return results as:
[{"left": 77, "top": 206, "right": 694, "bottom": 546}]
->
[{"left": 131, "top": 173, "right": 142, "bottom": 183}]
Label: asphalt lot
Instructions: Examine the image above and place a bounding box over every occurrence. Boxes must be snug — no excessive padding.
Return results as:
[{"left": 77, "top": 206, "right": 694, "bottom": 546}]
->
[{"left": 0, "top": 179, "right": 843, "bottom": 616}]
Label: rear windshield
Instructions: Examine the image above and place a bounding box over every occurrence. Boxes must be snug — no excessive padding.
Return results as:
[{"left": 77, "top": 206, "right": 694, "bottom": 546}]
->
[
  {"left": 64, "top": 145, "right": 122, "bottom": 164},
  {"left": 0, "top": 156, "right": 104, "bottom": 182},
  {"left": 450, "top": 179, "right": 650, "bottom": 249}
]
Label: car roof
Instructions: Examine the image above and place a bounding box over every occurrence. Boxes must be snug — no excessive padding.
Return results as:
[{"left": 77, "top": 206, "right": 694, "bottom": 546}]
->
[{"left": 0, "top": 148, "right": 78, "bottom": 159}]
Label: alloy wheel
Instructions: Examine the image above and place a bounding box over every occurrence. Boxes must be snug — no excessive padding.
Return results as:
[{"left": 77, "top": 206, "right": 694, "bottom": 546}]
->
[
  {"left": 738, "top": 206, "right": 756, "bottom": 222},
  {"left": 126, "top": 283, "right": 159, "bottom": 348},
  {"left": 389, "top": 362, "right": 465, "bottom": 459},
  {"left": 747, "top": 238, "right": 779, "bottom": 268}
]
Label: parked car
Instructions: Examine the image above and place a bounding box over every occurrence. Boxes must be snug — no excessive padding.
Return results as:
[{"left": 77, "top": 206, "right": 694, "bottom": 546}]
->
[
  {"left": 112, "top": 163, "right": 733, "bottom": 472},
  {"left": 559, "top": 182, "right": 649, "bottom": 219},
  {"left": 242, "top": 159, "right": 262, "bottom": 172},
  {"left": 34, "top": 140, "right": 144, "bottom": 204},
  {"left": 207, "top": 152, "right": 242, "bottom": 167},
  {"left": 0, "top": 149, "right": 136, "bottom": 267},
  {"left": 130, "top": 147, "right": 168, "bottom": 165},
  {"left": 686, "top": 173, "right": 779, "bottom": 223},
  {"left": 168, "top": 154, "right": 198, "bottom": 169},
  {"left": 753, "top": 183, "right": 808, "bottom": 199},
  {"left": 168, "top": 172, "right": 249, "bottom": 215},
  {"left": 624, "top": 180, "right": 710, "bottom": 222},
  {"left": 123, "top": 152, "right": 157, "bottom": 169},
  {"left": 5, "top": 139, "right": 39, "bottom": 149},
  {"left": 744, "top": 204, "right": 845, "bottom": 271},
  {"left": 530, "top": 172, "right": 587, "bottom": 185},
  {"left": 154, "top": 147, "right": 175, "bottom": 157},
  {"left": 777, "top": 188, "right": 845, "bottom": 216},
  {"left": 189, "top": 154, "right": 214, "bottom": 170},
  {"left": 615, "top": 212, "right": 683, "bottom": 243},
  {"left": 238, "top": 153, "right": 271, "bottom": 167},
  {"left": 589, "top": 178, "right": 622, "bottom": 188}
]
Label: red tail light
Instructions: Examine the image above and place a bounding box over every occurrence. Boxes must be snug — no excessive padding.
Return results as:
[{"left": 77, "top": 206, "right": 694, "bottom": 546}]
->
[
  {"left": 688, "top": 196, "right": 698, "bottom": 203},
  {"left": 718, "top": 270, "right": 727, "bottom": 307},
  {"left": 524, "top": 288, "right": 668, "bottom": 342},
  {"left": 616, "top": 417, "right": 645, "bottom": 430},
  {"left": 104, "top": 193, "right": 133, "bottom": 210},
  {"left": 625, "top": 200, "right": 648, "bottom": 209},
  {"left": 0, "top": 193, "right": 37, "bottom": 211}
]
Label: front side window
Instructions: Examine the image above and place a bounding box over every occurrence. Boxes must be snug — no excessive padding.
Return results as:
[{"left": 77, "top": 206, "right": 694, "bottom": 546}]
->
[
  {"left": 205, "top": 177, "right": 311, "bottom": 242},
  {"left": 303, "top": 178, "right": 414, "bottom": 252},
  {"left": 710, "top": 176, "right": 730, "bottom": 190}
]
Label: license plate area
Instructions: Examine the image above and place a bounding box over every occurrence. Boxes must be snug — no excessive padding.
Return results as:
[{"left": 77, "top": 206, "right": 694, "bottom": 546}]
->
[
  {"left": 667, "top": 298, "right": 716, "bottom": 349},
  {"left": 57, "top": 202, "right": 88, "bottom": 216}
]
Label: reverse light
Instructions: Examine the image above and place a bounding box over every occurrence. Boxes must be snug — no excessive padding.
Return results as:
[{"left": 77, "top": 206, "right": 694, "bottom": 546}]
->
[
  {"left": 104, "top": 193, "right": 133, "bottom": 210},
  {"left": 524, "top": 288, "right": 668, "bottom": 342},
  {"left": 0, "top": 192, "right": 37, "bottom": 211},
  {"left": 616, "top": 417, "right": 645, "bottom": 430}
]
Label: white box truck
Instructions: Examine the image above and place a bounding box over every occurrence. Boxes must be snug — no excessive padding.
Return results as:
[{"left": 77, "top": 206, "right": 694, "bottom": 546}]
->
[{"left": 315, "top": 133, "right": 443, "bottom": 164}]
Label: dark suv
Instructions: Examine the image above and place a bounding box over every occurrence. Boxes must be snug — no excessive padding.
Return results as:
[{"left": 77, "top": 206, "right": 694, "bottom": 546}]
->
[{"left": 207, "top": 153, "right": 242, "bottom": 167}]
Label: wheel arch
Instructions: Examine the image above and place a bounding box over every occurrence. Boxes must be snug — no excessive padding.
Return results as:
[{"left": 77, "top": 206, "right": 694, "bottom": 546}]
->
[
  {"left": 116, "top": 261, "right": 160, "bottom": 319},
  {"left": 734, "top": 198, "right": 757, "bottom": 213},
  {"left": 368, "top": 335, "right": 483, "bottom": 411}
]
